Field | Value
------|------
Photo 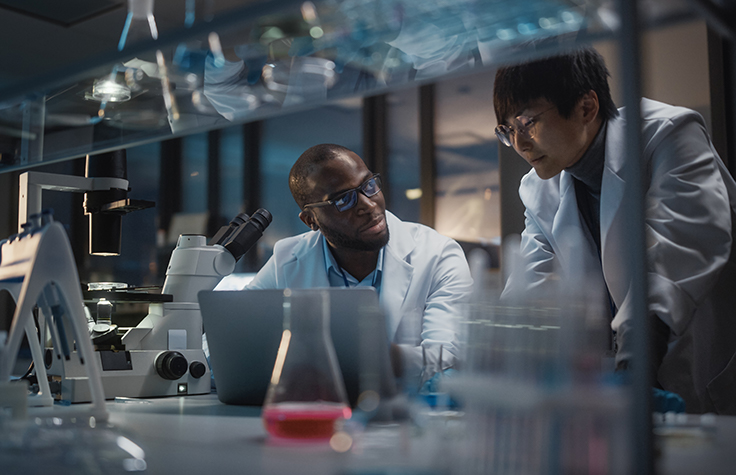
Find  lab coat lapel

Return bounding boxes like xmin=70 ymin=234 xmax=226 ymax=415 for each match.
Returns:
xmin=519 ymin=174 xmax=561 ymax=253
xmin=520 ymin=172 xmax=600 ymax=281
xmin=538 ymin=170 xmax=609 ymax=308
xmin=550 ymin=172 xmax=596 ymax=275
xmin=380 ymin=212 xmax=414 ymax=341
xmin=600 ymin=113 xmax=629 ymax=308
xmin=282 ymin=232 xmax=331 ymax=288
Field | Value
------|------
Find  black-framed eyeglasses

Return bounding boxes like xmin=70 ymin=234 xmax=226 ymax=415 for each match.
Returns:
xmin=495 ymin=106 xmax=555 ymax=147
xmin=303 ymin=173 xmax=382 ymax=212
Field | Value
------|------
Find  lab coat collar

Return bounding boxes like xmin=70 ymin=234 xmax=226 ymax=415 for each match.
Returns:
xmin=281 ymin=210 xmax=414 ymax=341
xmin=554 ymin=171 xmax=601 ymax=274
xmin=320 ymin=233 xmax=384 ymax=285
xmin=518 ymin=125 xmax=620 ymax=302
xmin=519 ymin=170 xmax=598 ymax=274
xmin=599 ymin=110 xmax=629 ymax=307
xmin=549 ymin=112 xmax=630 ymax=304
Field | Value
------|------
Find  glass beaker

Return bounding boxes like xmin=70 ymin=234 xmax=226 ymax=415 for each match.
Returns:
xmin=96 ymin=298 xmax=113 ymax=326
xmin=93 ymin=298 xmax=114 ymax=333
xmin=262 ymin=289 xmax=351 ymax=440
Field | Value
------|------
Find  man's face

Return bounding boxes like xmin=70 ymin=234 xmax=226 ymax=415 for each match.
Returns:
xmin=504 ymin=97 xmax=596 ymax=180
xmin=300 ymin=152 xmax=389 ymax=251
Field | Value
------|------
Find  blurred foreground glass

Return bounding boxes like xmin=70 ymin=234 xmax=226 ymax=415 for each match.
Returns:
xmin=0 ymin=415 xmax=147 ymax=474
xmin=262 ymin=289 xmax=351 ymax=440
xmin=444 ymin=246 xmax=631 ymax=474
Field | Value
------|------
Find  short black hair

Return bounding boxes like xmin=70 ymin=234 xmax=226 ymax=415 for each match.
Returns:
xmin=493 ymin=46 xmax=617 ymax=126
xmin=289 ymin=143 xmax=356 ymax=209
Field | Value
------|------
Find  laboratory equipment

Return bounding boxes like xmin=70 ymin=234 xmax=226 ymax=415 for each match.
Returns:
xmin=199 ymin=287 xmax=396 ymax=407
xmin=445 ymin=247 xmax=630 ymax=475
xmin=14 ymin=160 xmax=272 ymax=402
xmin=46 ymin=208 xmax=272 ymax=402
xmin=262 ymin=289 xmax=351 ymax=440
xmin=94 ymin=298 xmax=114 ymax=329
xmin=19 ymin=150 xmax=154 ymax=255
xmin=0 ymin=0 xmax=651 ymax=170
xmin=91 ymin=0 xmax=160 ymax=127
xmin=0 ymin=210 xmax=108 ymax=420
xmin=118 ymin=0 xmax=158 ymax=51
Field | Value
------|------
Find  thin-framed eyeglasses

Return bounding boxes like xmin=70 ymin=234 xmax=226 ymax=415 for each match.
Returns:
xmin=495 ymin=106 xmax=555 ymax=147
xmin=303 ymin=173 xmax=382 ymax=212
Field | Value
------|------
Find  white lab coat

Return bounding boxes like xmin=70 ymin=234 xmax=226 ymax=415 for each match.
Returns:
xmin=504 ymin=99 xmax=736 ymax=414
xmin=247 ymin=211 xmax=474 ymax=381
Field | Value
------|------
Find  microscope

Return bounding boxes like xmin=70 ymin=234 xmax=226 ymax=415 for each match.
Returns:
xmin=76 ymin=208 xmax=272 ymax=401
xmin=1 ymin=150 xmax=272 ymax=406
xmin=0 ymin=149 xmax=146 ymax=418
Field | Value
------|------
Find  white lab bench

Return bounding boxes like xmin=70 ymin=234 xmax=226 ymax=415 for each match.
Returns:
xmin=106 ymin=393 xmax=443 ymax=475
xmin=655 ymin=412 xmax=736 ymax=475
xmin=103 ymin=393 xmax=736 ymax=475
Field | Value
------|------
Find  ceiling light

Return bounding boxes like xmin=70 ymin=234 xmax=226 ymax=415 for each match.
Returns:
xmin=91 ymin=78 xmax=131 ymax=102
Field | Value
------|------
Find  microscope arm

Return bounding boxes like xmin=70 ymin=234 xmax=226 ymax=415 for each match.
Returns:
xmin=18 ymin=171 xmax=128 ymax=233
xmin=161 ymin=237 xmax=235 ymax=303
xmin=124 ymin=209 xmax=271 ymax=352
xmin=124 ymin=236 xmax=235 ymax=351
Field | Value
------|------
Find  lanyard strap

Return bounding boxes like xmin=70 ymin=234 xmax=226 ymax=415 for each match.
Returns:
xmin=337 ymin=265 xmax=379 ymax=290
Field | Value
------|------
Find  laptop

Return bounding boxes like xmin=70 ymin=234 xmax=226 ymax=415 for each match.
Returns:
xmin=198 ymin=288 xmax=397 ymax=407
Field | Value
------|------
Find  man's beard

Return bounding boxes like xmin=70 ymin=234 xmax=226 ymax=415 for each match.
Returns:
xmin=320 ymin=225 xmax=390 ymax=252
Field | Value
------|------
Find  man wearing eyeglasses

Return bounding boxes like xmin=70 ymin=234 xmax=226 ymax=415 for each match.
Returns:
xmin=247 ymin=143 xmax=473 ymax=383
xmin=494 ymin=46 xmax=736 ymax=415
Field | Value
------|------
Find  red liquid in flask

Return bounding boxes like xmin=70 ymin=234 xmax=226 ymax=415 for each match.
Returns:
xmin=262 ymin=402 xmax=352 ymax=440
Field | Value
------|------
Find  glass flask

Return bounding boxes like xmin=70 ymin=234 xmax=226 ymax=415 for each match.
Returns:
xmin=262 ymin=289 xmax=351 ymax=440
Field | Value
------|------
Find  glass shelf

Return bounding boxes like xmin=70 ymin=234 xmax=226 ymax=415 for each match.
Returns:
xmin=0 ymin=0 xmax=692 ymax=173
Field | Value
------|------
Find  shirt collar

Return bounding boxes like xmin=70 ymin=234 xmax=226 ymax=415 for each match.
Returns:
xmin=321 ymin=233 xmax=384 ymax=281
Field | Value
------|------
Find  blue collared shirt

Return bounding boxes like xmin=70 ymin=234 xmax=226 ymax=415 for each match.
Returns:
xmin=321 ymin=234 xmax=384 ymax=295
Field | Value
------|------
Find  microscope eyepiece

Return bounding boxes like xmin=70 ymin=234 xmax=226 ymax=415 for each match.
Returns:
xmin=209 ymin=212 xmax=251 ymax=246
xmin=229 ymin=212 xmax=250 ymax=227
xmin=249 ymin=208 xmax=273 ymax=231
xmin=221 ymin=208 xmax=273 ymax=262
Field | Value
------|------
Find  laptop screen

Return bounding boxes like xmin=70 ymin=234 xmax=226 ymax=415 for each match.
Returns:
xmin=198 ymin=288 xmax=397 ymax=407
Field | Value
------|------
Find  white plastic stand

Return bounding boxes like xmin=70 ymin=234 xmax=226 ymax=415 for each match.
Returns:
xmin=0 ymin=215 xmax=108 ymax=421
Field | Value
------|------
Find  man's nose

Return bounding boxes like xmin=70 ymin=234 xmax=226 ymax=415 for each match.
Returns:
xmin=512 ymin=132 xmax=533 ymax=153
xmin=354 ymin=191 xmax=377 ymax=213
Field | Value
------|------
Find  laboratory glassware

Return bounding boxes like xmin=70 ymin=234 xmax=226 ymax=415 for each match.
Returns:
xmin=262 ymin=289 xmax=351 ymax=440
xmin=96 ymin=298 xmax=113 ymax=327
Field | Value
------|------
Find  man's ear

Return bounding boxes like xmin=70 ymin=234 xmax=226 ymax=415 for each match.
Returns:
xmin=580 ymin=90 xmax=600 ymax=124
xmin=299 ymin=210 xmax=319 ymax=231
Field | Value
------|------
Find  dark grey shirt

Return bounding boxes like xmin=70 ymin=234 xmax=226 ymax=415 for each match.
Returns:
xmin=566 ymin=122 xmax=606 ymax=253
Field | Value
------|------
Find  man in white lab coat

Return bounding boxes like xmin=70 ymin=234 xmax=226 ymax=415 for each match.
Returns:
xmin=247 ymin=144 xmax=473 ymax=384
xmin=496 ymin=47 xmax=736 ymax=414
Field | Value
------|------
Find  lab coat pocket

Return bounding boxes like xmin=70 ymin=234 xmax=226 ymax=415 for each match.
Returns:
xmin=706 ymin=350 xmax=736 ymax=415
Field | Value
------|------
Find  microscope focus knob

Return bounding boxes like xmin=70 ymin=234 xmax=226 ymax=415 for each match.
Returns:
xmin=189 ymin=361 xmax=207 ymax=379
xmin=155 ymin=351 xmax=188 ymax=380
